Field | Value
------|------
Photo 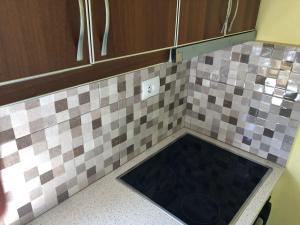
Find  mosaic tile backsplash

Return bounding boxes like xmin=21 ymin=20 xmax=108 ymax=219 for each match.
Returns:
xmin=0 ymin=62 xmax=189 ymax=225
xmin=185 ymin=41 xmax=300 ymax=166
xmin=1 ymin=41 xmax=300 ymax=225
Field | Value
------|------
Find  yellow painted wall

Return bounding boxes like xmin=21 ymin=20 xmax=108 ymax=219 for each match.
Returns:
xmin=256 ymin=1 xmax=300 ymax=224
xmin=267 ymin=128 xmax=300 ymax=225
xmin=256 ymin=0 xmax=300 ymax=46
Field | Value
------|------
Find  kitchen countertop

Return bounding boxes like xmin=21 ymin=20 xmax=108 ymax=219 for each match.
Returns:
xmin=28 ymin=128 xmax=284 ymax=225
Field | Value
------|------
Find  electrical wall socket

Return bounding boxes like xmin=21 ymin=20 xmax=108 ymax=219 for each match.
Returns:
xmin=141 ymin=76 xmax=160 ymax=101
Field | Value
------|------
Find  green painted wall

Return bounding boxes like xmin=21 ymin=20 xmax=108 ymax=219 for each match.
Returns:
xmin=256 ymin=0 xmax=300 ymax=224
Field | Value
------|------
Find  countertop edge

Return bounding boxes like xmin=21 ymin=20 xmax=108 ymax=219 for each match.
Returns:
xmin=27 ymin=128 xmax=284 ymax=225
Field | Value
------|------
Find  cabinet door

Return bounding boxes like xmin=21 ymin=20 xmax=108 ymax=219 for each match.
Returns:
xmin=178 ymin=0 xmax=228 ymax=45
xmin=228 ymin=0 xmax=261 ymax=34
xmin=91 ymin=0 xmax=177 ymax=62
xmin=0 ymin=0 xmax=90 ymax=83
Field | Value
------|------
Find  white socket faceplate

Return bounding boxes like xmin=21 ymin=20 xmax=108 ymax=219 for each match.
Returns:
xmin=141 ymin=76 xmax=160 ymax=101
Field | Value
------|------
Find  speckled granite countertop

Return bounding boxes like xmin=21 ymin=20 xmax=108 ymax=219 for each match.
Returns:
xmin=28 ymin=128 xmax=284 ymax=225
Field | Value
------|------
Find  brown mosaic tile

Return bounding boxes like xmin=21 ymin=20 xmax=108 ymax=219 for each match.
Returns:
xmin=279 ymin=107 xmax=292 ymax=118
xmin=208 ymin=95 xmax=216 ymax=104
xmin=234 ymin=87 xmax=244 ymax=96
xmin=69 ymin=117 xmax=81 ymax=129
xmin=119 ymin=133 xmax=127 ymax=144
xmin=231 ymin=52 xmax=241 ymax=61
xmin=198 ymin=114 xmax=206 ymax=121
xmin=0 ymin=129 xmax=15 ymax=145
xmin=92 ymin=118 xmax=101 ymax=130
xmin=118 ymin=81 xmax=126 ymax=93
xmin=16 ymin=135 xmax=32 ymax=150
xmin=263 ymin=128 xmax=274 ymax=138
xmin=111 ymin=137 xmax=119 ymax=147
xmin=79 ymin=92 xmax=90 ymax=105
xmin=87 ymin=166 xmax=96 ymax=178
xmin=205 ymin=56 xmax=214 ymax=65
xmin=55 ymin=99 xmax=68 ymax=113
xmin=223 ymin=100 xmax=232 ymax=108
xmin=57 ymin=191 xmax=69 ymax=203
xmin=17 ymin=203 xmax=33 ymax=218
xmin=40 ymin=170 xmax=54 ymax=185
xmin=240 ymin=54 xmax=249 ymax=63
xmin=267 ymin=154 xmax=278 ymax=163
xmin=73 ymin=145 xmax=84 ymax=157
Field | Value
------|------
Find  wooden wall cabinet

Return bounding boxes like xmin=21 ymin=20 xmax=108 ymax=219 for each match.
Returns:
xmin=178 ymin=0 xmax=261 ymax=46
xmin=90 ymin=0 xmax=177 ymax=62
xmin=228 ymin=0 xmax=261 ymax=34
xmin=0 ymin=0 xmax=90 ymax=83
xmin=178 ymin=0 xmax=228 ymax=45
xmin=0 ymin=0 xmax=262 ymax=105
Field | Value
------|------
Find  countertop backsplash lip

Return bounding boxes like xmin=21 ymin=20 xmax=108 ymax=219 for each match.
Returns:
xmin=0 ymin=41 xmax=299 ymax=225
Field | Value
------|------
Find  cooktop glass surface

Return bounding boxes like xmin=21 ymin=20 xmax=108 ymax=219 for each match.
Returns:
xmin=120 ymin=134 xmax=269 ymax=225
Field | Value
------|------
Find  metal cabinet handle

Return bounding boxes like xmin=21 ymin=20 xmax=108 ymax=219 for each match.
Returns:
xmin=101 ymin=0 xmax=110 ymax=56
xmin=221 ymin=0 xmax=233 ymax=35
xmin=169 ymin=0 xmax=181 ymax=63
xmin=228 ymin=0 xmax=240 ymax=32
xmin=77 ymin=0 xmax=85 ymax=61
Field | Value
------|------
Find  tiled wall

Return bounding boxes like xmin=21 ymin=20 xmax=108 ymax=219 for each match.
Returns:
xmin=1 ymin=41 xmax=300 ymax=225
xmin=0 ymin=61 xmax=189 ymax=225
xmin=185 ymin=41 xmax=300 ymax=166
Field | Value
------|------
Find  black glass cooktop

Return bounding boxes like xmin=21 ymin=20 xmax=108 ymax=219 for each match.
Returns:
xmin=120 ymin=134 xmax=269 ymax=225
